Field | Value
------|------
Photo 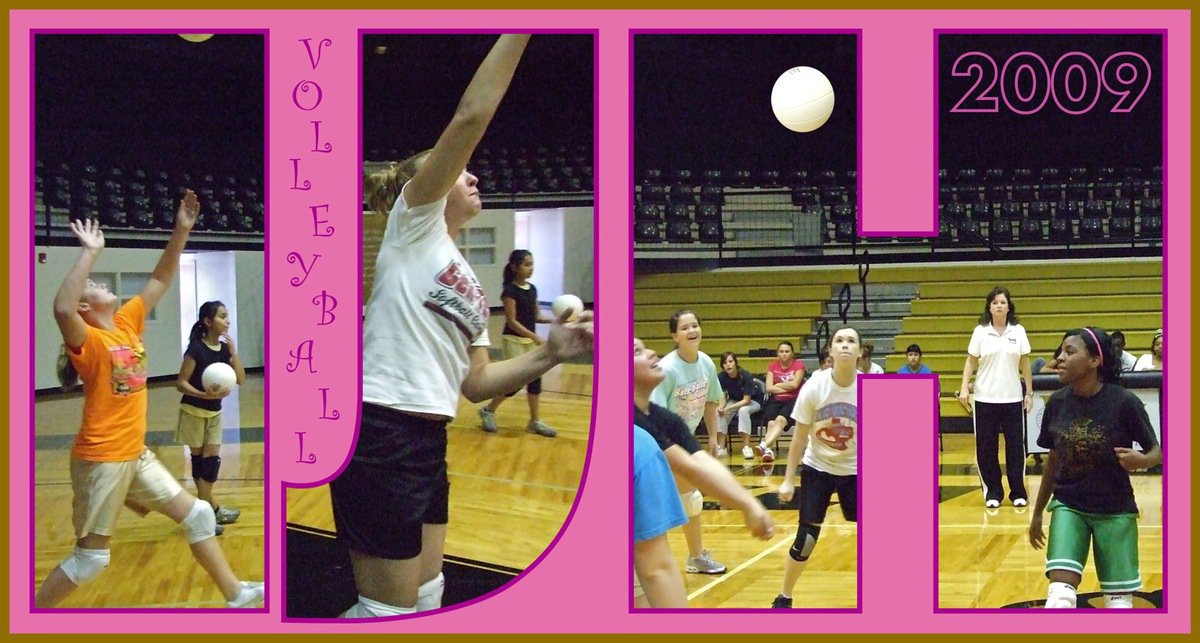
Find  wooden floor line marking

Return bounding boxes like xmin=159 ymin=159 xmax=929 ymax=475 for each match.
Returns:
xmin=686 ymin=530 xmax=796 ymax=601
xmin=446 ymin=470 xmax=580 ymax=493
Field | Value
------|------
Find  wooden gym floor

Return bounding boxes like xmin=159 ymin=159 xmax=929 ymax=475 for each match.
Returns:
xmin=654 ymin=445 xmax=859 ymax=610
xmin=284 ymin=363 xmax=594 ymax=615
xmin=937 ymin=433 xmax=1163 ymax=609
xmin=32 ymin=374 xmax=267 ymax=608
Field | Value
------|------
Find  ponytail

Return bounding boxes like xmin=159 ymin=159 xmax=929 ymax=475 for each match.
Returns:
xmin=57 ymin=344 xmax=80 ymax=390
xmin=503 ymin=249 xmax=532 ymax=286
xmin=192 ymin=300 xmax=226 ymax=342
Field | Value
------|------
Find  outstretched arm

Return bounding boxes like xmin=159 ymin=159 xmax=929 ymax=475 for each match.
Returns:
xmin=53 ymin=219 xmax=106 ymax=348
xmin=139 ymin=190 xmax=199 ymax=311
xmin=460 ymin=308 xmax=592 ymax=402
xmin=405 ymin=34 xmax=531 ymax=208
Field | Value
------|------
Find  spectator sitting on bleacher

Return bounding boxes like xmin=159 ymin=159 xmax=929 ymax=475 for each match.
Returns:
xmin=896 ymin=343 xmax=933 ymax=374
xmin=1036 ymin=344 xmax=1065 ymax=375
xmin=716 ymin=352 xmax=764 ymax=460
xmin=1133 ymin=329 xmax=1163 ymax=372
xmin=817 ymin=347 xmax=832 ymax=371
xmin=857 ymin=342 xmax=885 ymax=375
xmin=753 ymin=341 xmax=806 ymax=464
xmin=1110 ymin=331 xmax=1137 ymax=373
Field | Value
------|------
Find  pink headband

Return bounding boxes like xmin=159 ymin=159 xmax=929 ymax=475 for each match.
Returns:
xmin=1082 ymin=327 xmax=1103 ymax=367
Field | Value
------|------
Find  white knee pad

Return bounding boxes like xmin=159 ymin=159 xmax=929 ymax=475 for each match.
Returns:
xmin=680 ymin=489 xmax=703 ymax=517
xmin=60 ymin=546 xmax=110 ymax=585
xmin=415 ymin=572 xmax=445 ymax=612
xmin=1104 ymin=593 xmax=1134 ymax=608
xmin=340 ymin=595 xmax=416 ymax=618
xmin=182 ymin=499 xmax=217 ymax=544
xmin=1045 ymin=581 xmax=1077 ymax=608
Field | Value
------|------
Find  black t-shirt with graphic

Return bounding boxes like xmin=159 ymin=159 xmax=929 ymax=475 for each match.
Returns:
xmin=501 ymin=282 xmax=539 ymax=337
xmin=635 ymin=403 xmax=703 ymax=455
xmin=1037 ymin=383 xmax=1158 ymax=515
xmin=180 ymin=338 xmax=233 ymax=412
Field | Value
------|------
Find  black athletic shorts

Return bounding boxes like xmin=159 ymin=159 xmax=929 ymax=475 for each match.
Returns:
xmin=799 ymin=463 xmax=858 ymax=525
xmin=330 ymin=402 xmax=450 ymax=559
xmin=761 ymin=397 xmax=797 ymax=428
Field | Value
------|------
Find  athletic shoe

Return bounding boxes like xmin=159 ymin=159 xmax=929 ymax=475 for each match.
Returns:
xmin=715 ymin=446 xmax=729 ymax=458
xmin=227 ymin=581 xmax=265 ymax=608
xmin=526 ymin=420 xmax=557 ymax=438
xmin=1012 ymin=498 xmax=1028 ymax=507
xmin=478 ymin=407 xmax=498 ymax=433
xmin=741 ymin=445 xmax=755 ymax=459
xmin=754 ymin=444 xmax=766 ymax=458
xmin=215 ymin=523 xmax=225 ymax=536
xmin=771 ymin=594 xmax=793 ymax=609
xmin=761 ymin=447 xmax=775 ymax=463
xmin=685 ymin=550 xmax=727 ymax=575
xmin=985 ymin=499 xmax=1000 ymax=508
xmin=214 ymin=506 xmax=241 ymax=525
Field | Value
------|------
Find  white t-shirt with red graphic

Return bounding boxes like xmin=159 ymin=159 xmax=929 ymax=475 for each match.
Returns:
xmin=791 ymin=368 xmax=858 ymax=476
xmin=362 ymin=184 xmax=490 ymax=418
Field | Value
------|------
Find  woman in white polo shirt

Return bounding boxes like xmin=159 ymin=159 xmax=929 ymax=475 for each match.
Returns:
xmin=957 ymin=286 xmax=1034 ymax=508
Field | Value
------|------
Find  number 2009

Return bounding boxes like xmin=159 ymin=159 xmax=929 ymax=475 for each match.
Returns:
xmin=949 ymin=51 xmax=1151 ymax=115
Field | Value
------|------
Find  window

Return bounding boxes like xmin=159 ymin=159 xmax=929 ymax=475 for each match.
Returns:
xmin=456 ymin=226 xmax=496 ymax=266
xmin=93 ymin=271 xmax=156 ymax=321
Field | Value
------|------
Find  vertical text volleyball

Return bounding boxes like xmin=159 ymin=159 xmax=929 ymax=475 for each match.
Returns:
xmin=285 ymin=36 xmax=339 ymax=466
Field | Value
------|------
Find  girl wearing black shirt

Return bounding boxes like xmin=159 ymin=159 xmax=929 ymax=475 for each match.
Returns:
xmin=478 ymin=250 xmax=557 ymax=436
xmin=1029 ymin=327 xmax=1161 ymax=609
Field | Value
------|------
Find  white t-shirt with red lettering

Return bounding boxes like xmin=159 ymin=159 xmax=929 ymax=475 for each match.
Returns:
xmin=791 ymin=368 xmax=858 ymax=476
xmin=362 ymin=184 xmax=490 ymax=417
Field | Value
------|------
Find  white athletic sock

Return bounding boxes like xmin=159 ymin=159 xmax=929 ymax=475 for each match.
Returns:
xmin=1045 ymin=581 xmax=1077 ymax=608
xmin=340 ymin=595 xmax=416 ymax=618
xmin=1104 ymin=593 xmax=1134 ymax=608
xmin=415 ymin=572 xmax=445 ymax=612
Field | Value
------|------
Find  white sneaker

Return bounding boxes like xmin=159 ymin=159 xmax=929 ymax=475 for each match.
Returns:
xmin=985 ymin=499 xmax=1001 ymax=509
xmin=761 ymin=447 xmax=775 ymax=463
xmin=227 ymin=581 xmax=265 ymax=608
xmin=715 ymin=446 xmax=729 ymax=458
xmin=741 ymin=445 xmax=755 ymax=459
xmin=1013 ymin=498 xmax=1028 ymax=507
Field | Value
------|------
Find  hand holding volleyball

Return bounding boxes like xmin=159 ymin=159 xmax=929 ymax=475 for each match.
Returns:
xmin=201 ymin=362 xmax=238 ymax=396
xmin=547 ymin=304 xmax=593 ymax=363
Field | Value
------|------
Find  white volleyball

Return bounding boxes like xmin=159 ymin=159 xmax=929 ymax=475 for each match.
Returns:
xmin=201 ymin=362 xmax=237 ymax=393
xmin=771 ymin=66 xmax=835 ymax=133
xmin=551 ymin=294 xmax=583 ymax=321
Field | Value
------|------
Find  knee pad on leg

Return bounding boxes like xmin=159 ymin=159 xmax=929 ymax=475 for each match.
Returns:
xmin=415 ymin=572 xmax=445 ymax=612
xmin=190 ymin=453 xmax=204 ymax=484
xmin=789 ymin=524 xmax=821 ymax=562
xmin=1104 ymin=593 xmax=1133 ymax=609
xmin=527 ymin=378 xmax=542 ymax=395
xmin=196 ymin=455 xmax=221 ymax=484
xmin=182 ymin=499 xmax=217 ymax=544
xmin=1045 ymin=581 xmax=1077 ymax=608
xmin=60 ymin=546 xmax=110 ymax=585
xmin=340 ymin=595 xmax=416 ymax=618
xmin=680 ymin=490 xmax=703 ymax=518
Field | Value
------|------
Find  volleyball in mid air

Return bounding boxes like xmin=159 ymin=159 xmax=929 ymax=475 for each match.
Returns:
xmin=770 ymin=66 xmax=835 ymax=133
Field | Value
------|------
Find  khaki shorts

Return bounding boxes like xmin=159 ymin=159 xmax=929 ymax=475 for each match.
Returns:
xmin=71 ymin=449 xmax=184 ymax=538
xmin=176 ymin=408 xmax=223 ymax=447
xmin=502 ymin=334 xmax=536 ymax=360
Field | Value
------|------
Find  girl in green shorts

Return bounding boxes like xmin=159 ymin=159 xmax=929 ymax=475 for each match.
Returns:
xmin=1029 ymin=327 xmax=1161 ymax=609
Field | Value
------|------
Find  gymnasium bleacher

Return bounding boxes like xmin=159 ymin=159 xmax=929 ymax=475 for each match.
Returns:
xmin=634 ymin=258 xmax=1163 ymax=428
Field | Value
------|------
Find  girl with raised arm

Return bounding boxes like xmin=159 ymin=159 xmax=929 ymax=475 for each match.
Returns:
xmin=36 ymin=194 xmax=263 ymax=609
xmin=336 ymin=35 xmax=593 ymax=618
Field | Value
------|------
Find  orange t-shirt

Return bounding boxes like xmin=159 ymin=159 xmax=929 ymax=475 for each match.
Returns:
xmin=67 ymin=296 xmax=149 ymax=461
